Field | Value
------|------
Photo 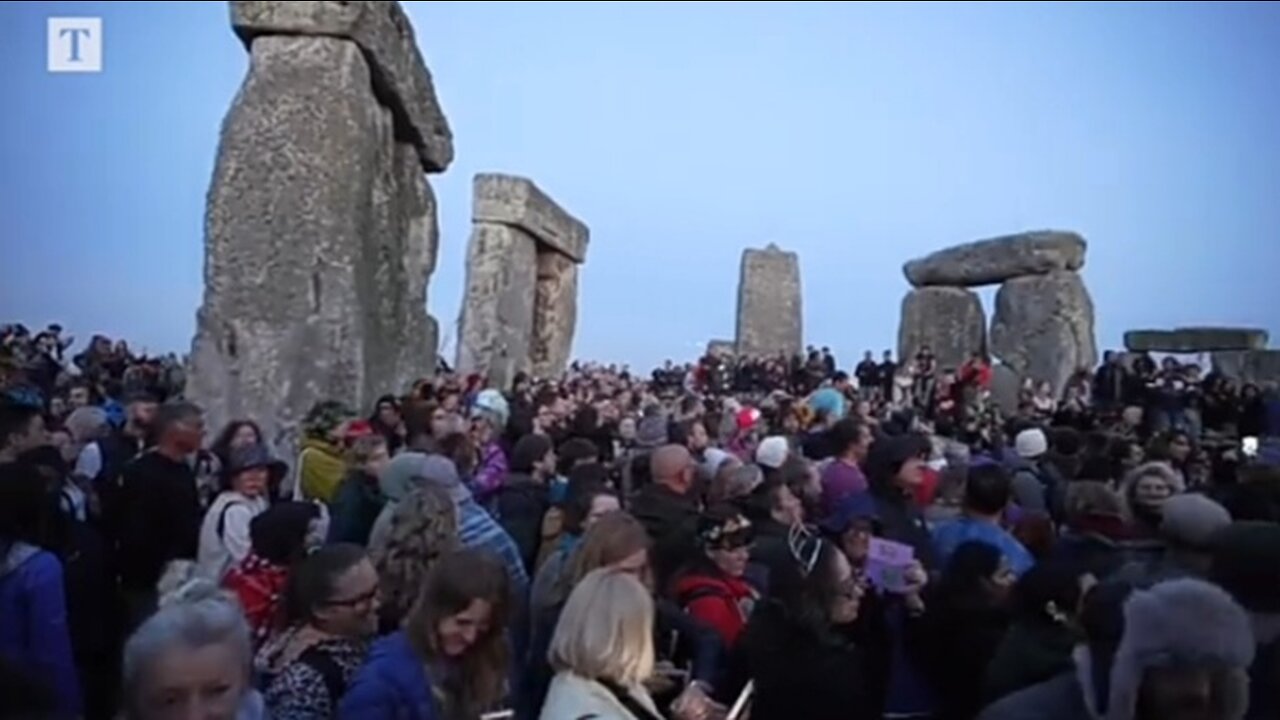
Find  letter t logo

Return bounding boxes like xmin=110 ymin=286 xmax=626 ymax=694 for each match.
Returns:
xmin=48 ymin=17 xmax=103 ymax=73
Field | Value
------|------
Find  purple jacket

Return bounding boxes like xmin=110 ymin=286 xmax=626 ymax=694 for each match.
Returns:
xmin=0 ymin=543 xmax=81 ymax=717
xmin=471 ymin=442 xmax=509 ymax=505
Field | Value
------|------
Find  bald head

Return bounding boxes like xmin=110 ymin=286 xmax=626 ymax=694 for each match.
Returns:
xmin=651 ymin=444 xmax=694 ymax=493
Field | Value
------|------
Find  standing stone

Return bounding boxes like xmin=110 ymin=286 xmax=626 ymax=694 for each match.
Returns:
xmin=456 ymin=224 xmax=539 ymax=389
xmin=532 ymin=252 xmax=579 ymax=379
xmin=903 ymin=231 xmax=1086 ymax=288
xmin=897 ymin=287 xmax=986 ymax=371
xmin=458 ymin=174 xmax=589 ymax=387
xmin=990 ymin=270 xmax=1097 ymax=395
xmin=735 ymin=244 xmax=802 ymax=359
xmin=188 ymin=0 xmax=451 ymax=456
xmin=989 ymin=363 xmax=1022 ymax=417
xmin=1211 ymin=350 xmax=1280 ymax=385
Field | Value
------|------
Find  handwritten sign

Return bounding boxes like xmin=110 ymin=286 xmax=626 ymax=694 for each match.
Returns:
xmin=866 ymin=538 xmax=915 ymax=592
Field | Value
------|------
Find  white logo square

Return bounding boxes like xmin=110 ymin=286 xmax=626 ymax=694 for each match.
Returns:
xmin=48 ymin=17 xmax=103 ymax=73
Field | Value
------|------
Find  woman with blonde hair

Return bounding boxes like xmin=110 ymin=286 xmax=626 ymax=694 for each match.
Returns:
xmin=521 ymin=512 xmax=722 ymax=719
xmin=541 ymin=569 xmax=662 ymax=719
xmin=370 ymin=484 xmax=459 ymax=633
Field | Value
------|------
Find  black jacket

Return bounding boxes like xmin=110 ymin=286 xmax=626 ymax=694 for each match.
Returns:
xmin=494 ymin=474 xmax=549 ymax=575
xmin=114 ymin=451 xmax=201 ymax=591
xmin=747 ymin=518 xmax=792 ymax=589
xmin=984 ymin=619 xmax=1078 ymax=705
xmin=737 ymin=600 xmax=876 ymax=720
xmin=920 ymin=593 xmax=1010 ymax=720
xmin=629 ymin=483 xmax=700 ymax=590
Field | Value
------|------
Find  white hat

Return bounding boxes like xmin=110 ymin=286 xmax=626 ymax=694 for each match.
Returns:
xmin=1015 ymin=428 xmax=1048 ymax=459
xmin=755 ymin=435 xmax=791 ymax=470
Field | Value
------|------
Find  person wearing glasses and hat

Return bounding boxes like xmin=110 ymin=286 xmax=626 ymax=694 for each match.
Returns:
xmin=672 ymin=505 xmax=762 ymax=649
xmin=196 ymin=443 xmax=287 ymax=582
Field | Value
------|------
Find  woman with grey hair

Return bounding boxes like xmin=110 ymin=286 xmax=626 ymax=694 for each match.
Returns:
xmin=61 ymin=405 xmax=110 ymax=520
xmin=122 ymin=579 xmax=266 ymax=720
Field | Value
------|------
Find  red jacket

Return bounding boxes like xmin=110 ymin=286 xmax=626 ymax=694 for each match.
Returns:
xmin=673 ymin=570 xmax=758 ymax=648
xmin=960 ymin=360 xmax=992 ymax=389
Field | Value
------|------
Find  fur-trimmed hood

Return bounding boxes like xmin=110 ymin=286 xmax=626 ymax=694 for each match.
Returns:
xmin=1073 ymin=578 xmax=1255 ymax=720
xmin=1119 ymin=461 xmax=1185 ymax=517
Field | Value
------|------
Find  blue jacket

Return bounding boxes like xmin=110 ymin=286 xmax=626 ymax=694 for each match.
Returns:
xmin=931 ymin=517 xmax=1036 ymax=577
xmin=0 ymin=542 xmax=82 ymax=718
xmin=338 ymin=631 xmax=438 ymax=720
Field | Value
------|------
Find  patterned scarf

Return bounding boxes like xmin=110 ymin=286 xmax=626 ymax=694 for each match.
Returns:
xmin=222 ymin=553 xmax=289 ymax=647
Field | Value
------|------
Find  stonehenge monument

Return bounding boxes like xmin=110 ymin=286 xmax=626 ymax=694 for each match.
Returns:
xmin=186 ymin=0 xmax=451 ymax=452
xmin=1124 ymin=326 xmax=1278 ymax=385
xmin=899 ymin=231 xmax=1097 ymax=392
xmin=457 ymin=173 xmax=589 ymax=388
xmin=736 ymin=244 xmax=803 ymax=359
xmin=706 ymin=339 xmax=736 ymax=358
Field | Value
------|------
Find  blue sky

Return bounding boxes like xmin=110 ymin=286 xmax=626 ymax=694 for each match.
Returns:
xmin=2 ymin=1 xmax=1278 ymax=370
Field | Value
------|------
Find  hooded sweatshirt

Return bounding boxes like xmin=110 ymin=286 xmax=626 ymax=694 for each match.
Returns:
xmin=294 ymin=438 xmax=346 ymax=504
xmin=978 ymin=578 xmax=1255 ymax=720
xmin=366 ymin=453 xmax=438 ymax=555
xmin=0 ymin=542 xmax=82 ymax=718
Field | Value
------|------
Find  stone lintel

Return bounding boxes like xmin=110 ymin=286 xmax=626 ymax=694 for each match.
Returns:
xmin=230 ymin=0 xmax=454 ymax=173
xmin=472 ymin=173 xmax=589 ymax=262
xmin=1124 ymin=327 xmax=1269 ymax=353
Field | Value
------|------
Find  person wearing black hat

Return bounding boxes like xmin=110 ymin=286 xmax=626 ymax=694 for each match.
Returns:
xmin=195 ymin=443 xmax=285 ymax=581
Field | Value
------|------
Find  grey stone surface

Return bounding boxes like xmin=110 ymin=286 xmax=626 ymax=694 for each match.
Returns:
xmin=903 ymin=230 xmax=1086 ymax=288
xmin=735 ymin=244 xmax=803 ymax=359
xmin=1124 ymin=327 xmax=1269 ymax=353
xmin=990 ymin=270 xmax=1097 ymax=395
xmin=1211 ymin=350 xmax=1280 ymax=386
xmin=706 ymin=339 xmax=736 ymax=358
xmin=230 ymin=0 xmax=453 ymax=172
xmin=989 ymin=363 xmax=1022 ymax=417
xmin=897 ymin=286 xmax=986 ymax=372
xmin=472 ymin=173 xmax=589 ymax=262
xmin=187 ymin=32 xmax=445 ymax=457
xmin=531 ymin=252 xmax=579 ymax=379
xmin=455 ymin=224 xmax=539 ymax=389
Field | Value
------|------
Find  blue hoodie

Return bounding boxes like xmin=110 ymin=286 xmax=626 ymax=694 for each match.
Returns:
xmin=0 ymin=542 xmax=82 ymax=718
xmin=338 ymin=631 xmax=438 ymax=720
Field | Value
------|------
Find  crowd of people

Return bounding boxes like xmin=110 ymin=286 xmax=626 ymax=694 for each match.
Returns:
xmin=2 ymin=323 xmax=1279 ymax=720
